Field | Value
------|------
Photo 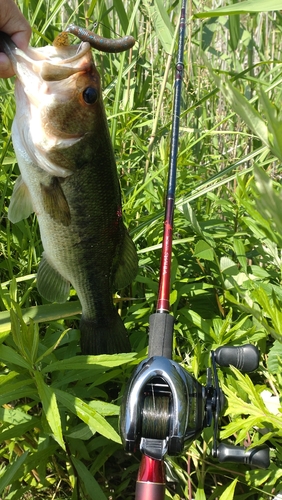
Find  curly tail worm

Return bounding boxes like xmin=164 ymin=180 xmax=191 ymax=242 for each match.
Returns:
xmin=54 ymin=23 xmax=135 ymax=53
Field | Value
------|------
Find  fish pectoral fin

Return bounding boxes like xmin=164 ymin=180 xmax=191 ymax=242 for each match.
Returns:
xmin=114 ymin=231 xmax=138 ymax=289
xmin=8 ymin=175 xmax=34 ymax=223
xmin=37 ymin=254 xmax=70 ymax=303
xmin=41 ymin=177 xmax=71 ymax=226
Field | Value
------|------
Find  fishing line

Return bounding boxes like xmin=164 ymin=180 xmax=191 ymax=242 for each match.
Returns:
xmin=142 ymin=396 xmax=170 ymax=440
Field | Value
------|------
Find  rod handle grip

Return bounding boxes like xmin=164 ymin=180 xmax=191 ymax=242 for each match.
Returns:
xmin=148 ymin=312 xmax=174 ymax=358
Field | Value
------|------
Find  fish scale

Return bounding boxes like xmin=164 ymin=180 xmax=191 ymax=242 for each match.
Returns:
xmin=0 ymin=31 xmax=138 ymax=355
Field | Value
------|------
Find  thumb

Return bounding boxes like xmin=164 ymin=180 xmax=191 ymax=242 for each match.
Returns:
xmin=0 ymin=0 xmax=31 ymax=50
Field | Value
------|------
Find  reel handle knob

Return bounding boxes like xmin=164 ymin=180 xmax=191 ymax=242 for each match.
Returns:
xmin=217 ymin=443 xmax=270 ymax=469
xmin=214 ymin=344 xmax=259 ymax=372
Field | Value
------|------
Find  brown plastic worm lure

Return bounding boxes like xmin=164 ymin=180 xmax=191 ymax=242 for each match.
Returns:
xmin=54 ymin=23 xmax=135 ymax=53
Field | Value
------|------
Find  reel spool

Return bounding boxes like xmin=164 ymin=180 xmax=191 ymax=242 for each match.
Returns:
xmin=142 ymin=396 xmax=170 ymax=441
xmin=120 ymin=344 xmax=270 ymax=469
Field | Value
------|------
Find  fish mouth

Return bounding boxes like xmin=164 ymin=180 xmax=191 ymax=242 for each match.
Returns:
xmin=0 ymin=31 xmax=92 ymax=82
xmin=0 ymin=32 xmax=96 ymax=177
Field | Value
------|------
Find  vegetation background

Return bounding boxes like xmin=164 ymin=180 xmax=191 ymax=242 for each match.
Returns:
xmin=1 ymin=0 xmax=282 ymax=498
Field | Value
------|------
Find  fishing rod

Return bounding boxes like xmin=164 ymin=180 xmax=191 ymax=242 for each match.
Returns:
xmin=53 ymin=6 xmax=270 ymax=499
xmin=120 ymin=0 xmax=270 ymax=498
xmin=43 ymin=9 xmax=270 ymax=498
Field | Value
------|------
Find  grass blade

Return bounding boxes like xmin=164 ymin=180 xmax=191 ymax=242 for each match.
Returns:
xmin=0 ymin=452 xmax=28 ymax=495
xmin=71 ymin=457 xmax=107 ymax=500
xmin=196 ymin=0 xmax=282 ymax=17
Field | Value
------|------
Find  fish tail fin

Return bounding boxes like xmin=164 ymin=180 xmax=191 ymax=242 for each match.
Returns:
xmin=79 ymin=312 xmax=131 ymax=355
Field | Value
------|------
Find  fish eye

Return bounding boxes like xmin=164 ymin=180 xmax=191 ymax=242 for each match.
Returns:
xmin=83 ymin=87 xmax=98 ymax=104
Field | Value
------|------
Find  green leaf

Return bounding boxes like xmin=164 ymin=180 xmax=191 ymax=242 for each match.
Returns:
xmin=10 ymin=304 xmax=39 ymax=364
xmin=219 ymin=478 xmax=238 ymax=500
xmin=182 ymin=202 xmax=215 ymax=247
xmin=220 ymin=256 xmax=238 ymax=275
xmin=8 ymin=445 xmax=58 ymax=485
xmin=35 ymin=328 xmax=72 ymax=363
xmin=66 ymin=423 xmax=94 ymax=440
xmin=194 ymin=240 xmax=214 ymax=261
xmin=254 ymin=165 xmax=282 ymax=236
xmin=170 ymin=289 xmax=178 ymax=306
xmin=71 ymin=457 xmax=107 ymax=500
xmin=180 ymin=309 xmax=213 ymax=338
xmin=212 ymin=75 xmax=269 ymax=149
xmin=143 ymin=0 xmax=173 ymax=54
xmin=0 ymin=452 xmax=28 ymax=495
xmin=0 ymin=421 xmax=40 ymax=442
xmin=233 ymin=237 xmax=247 ymax=273
xmin=34 ymin=371 xmax=65 ymax=450
xmin=90 ymin=441 xmax=121 ymax=475
xmin=109 ymin=0 xmax=129 ymax=34
xmin=223 ymin=368 xmax=275 ymax=418
xmin=259 ymin=89 xmax=282 ymax=162
xmin=195 ymin=488 xmax=206 ymax=500
xmin=249 ymin=265 xmax=270 ymax=280
xmin=182 ymin=202 xmax=204 ymax=237
xmin=0 ymin=344 xmax=31 ymax=370
xmin=229 ymin=12 xmax=240 ymax=51
xmin=245 ymin=466 xmax=280 ymax=486
xmin=89 ymin=400 xmax=119 ymax=416
xmin=252 ymin=286 xmax=282 ymax=339
xmin=0 ymin=300 xmax=82 ymax=334
xmin=42 ymin=352 xmax=136 ymax=373
xmin=0 ymin=406 xmax=35 ymax=425
xmin=0 ymin=387 xmax=36 ymax=407
xmin=54 ymin=388 xmax=121 ymax=443
xmin=196 ymin=0 xmax=282 ymax=17
xmin=268 ymin=340 xmax=282 ymax=374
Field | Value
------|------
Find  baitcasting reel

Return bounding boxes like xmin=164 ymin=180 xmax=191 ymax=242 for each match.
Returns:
xmin=120 ymin=342 xmax=270 ymax=469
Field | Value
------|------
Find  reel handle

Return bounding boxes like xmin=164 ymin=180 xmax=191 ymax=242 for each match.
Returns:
xmin=214 ymin=344 xmax=259 ymax=372
xmin=217 ymin=443 xmax=270 ymax=469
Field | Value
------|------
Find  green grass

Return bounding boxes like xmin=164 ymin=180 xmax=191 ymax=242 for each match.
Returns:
xmin=1 ymin=0 xmax=282 ymax=498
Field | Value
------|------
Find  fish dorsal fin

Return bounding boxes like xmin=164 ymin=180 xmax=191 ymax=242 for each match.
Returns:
xmin=114 ymin=231 xmax=138 ymax=290
xmin=8 ymin=175 xmax=34 ymax=223
xmin=37 ymin=253 xmax=70 ymax=303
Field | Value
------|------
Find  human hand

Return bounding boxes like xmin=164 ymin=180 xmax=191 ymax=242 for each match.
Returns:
xmin=0 ymin=0 xmax=31 ymax=77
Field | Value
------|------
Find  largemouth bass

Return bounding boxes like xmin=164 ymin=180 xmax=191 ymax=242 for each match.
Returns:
xmin=0 ymin=32 xmax=138 ymax=354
